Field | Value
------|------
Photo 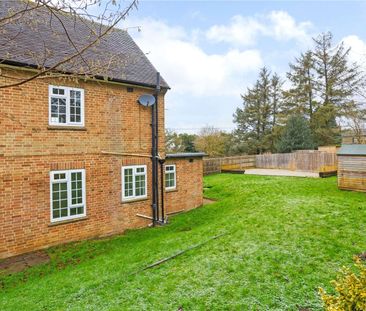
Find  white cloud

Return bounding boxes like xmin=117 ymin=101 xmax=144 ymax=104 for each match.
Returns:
xmin=205 ymin=11 xmax=313 ymax=47
xmin=206 ymin=15 xmax=265 ymax=46
xmin=122 ymin=12 xmax=312 ymax=129
xmin=128 ymin=18 xmax=263 ymax=96
xmin=342 ymin=35 xmax=366 ymax=68
xmin=267 ymin=11 xmax=312 ymax=43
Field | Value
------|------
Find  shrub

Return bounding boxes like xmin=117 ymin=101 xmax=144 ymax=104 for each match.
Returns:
xmin=319 ymin=256 xmax=366 ymax=310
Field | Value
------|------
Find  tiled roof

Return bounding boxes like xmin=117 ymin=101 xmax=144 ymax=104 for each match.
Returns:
xmin=0 ymin=0 xmax=169 ymax=89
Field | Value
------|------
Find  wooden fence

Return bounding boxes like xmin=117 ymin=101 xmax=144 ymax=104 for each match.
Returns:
xmin=203 ymin=155 xmax=255 ymax=175
xmin=256 ymin=151 xmax=337 ymax=173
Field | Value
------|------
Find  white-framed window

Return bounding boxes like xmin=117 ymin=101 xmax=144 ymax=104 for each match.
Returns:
xmin=50 ymin=169 xmax=86 ymax=222
xmin=122 ymin=165 xmax=147 ymax=201
xmin=49 ymin=85 xmax=85 ymax=126
xmin=165 ymin=164 xmax=176 ymax=190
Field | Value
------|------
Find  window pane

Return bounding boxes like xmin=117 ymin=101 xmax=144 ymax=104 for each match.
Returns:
xmin=70 ymin=207 xmax=77 ymax=216
xmin=165 ymin=171 xmax=175 ymax=188
xmin=52 ymin=88 xmax=64 ymax=95
xmin=124 ymin=168 xmax=133 ymax=198
xmin=51 ymin=170 xmax=85 ymax=221
xmin=69 ymin=90 xmax=82 ymax=124
xmin=135 ymin=174 xmax=146 ymax=197
xmin=71 ymin=172 xmax=83 ymax=205
xmin=51 ymin=97 xmax=66 ymax=124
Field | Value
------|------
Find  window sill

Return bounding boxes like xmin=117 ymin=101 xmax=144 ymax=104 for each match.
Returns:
xmin=165 ymin=188 xmax=178 ymax=193
xmin=48 ymin=125 xmax=87 ymax=131
xmin=121 ymin=197 xmax=149 ymax=204
xmin=48 ymin=216 xmax=88 ymax=227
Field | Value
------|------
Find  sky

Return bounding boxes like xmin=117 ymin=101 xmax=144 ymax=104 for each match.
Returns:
xmin=120 ymin=0 xmax=366 ymax=133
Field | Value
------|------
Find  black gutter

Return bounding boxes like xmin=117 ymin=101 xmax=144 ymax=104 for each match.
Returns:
xmin=0 ymin=59 xmax=170 ymax=90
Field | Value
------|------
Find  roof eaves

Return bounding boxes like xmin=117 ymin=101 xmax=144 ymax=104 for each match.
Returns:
xmin=0 ymin=59 xmax=171 ymax=90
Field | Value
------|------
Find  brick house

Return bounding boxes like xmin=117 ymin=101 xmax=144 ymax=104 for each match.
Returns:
xmin=0 ymin=1 xmax=204 ymax=259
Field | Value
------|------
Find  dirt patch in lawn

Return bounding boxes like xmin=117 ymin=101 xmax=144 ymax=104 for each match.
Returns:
xmin=0 ymin=251 xmax=49 ymax=275
xmin=203 ymin=197 xmax=217 ymax=205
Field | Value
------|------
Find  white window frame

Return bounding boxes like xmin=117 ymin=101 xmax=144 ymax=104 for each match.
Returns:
xmin=50 ymin=169 xmax=86 ymax=223
xmin=165 ymin=164 xmax=176 ymax=190
xmin=121 ymin=165 xmax=147 ymax=202
xmin=48 ymin=85 xmax=85 ymax=126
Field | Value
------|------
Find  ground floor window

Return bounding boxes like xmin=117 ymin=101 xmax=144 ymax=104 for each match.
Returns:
xmin=50 ymin=169 xmax=86 ymax=222
xmin=165 ymin=164 xmax=176 ymax=190
xmin=122 ymin=165 xmax=147 ymax=201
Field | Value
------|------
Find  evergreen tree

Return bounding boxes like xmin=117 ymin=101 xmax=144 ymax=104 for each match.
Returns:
xmin=311 ymin=32 xmax=363 ymax=145
xmin=276 ymin=115 xmax=315 ymax=153
xmin=286 ymin=50 xmax=318 ymax=120
xmin=313 ymin=32 xmax=363 ymax=111
xmin=165 ymin=130 xmax=197 ymax=153
xmin=269 ymin=72 xmax=285 ymax=151
xmin=311 ymin=104 xmax=341 ymax=146
xmin=234 ymin=67 xmax=284 ymax=154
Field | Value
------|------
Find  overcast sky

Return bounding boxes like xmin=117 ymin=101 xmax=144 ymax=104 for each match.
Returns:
xmin=121 ymin=0 xmax=366 ymax=133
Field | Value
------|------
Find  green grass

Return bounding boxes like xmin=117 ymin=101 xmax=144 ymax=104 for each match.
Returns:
xmin=1 ymin=175 xmax=365 ymax=310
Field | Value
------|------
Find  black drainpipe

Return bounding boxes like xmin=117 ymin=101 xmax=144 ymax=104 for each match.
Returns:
xmin=155 ymin=73 xmax=160 ymax=222
xmin=151 ymin=73 xmax=160 ymax=225
xmin=159 ymin=158 xmax=165 ymax=222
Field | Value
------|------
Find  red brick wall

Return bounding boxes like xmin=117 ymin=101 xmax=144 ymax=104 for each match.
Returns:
xmin=165 ymin=157 xmax=204 ymax=215
xmin=0 ymin=68 xmax=203 ymax=258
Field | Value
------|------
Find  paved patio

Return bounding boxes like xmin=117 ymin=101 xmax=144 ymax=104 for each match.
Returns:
xmin=244 ymin=168 xmax=319 ymax=178
xmin=0 ymin=251 xmax=49 ymax=275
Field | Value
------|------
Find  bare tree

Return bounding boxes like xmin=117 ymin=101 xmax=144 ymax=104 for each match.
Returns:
xmin=344 ymin=103 xmax=366 ymax=144
xmin=195 ymin=126 xmax=231 ymax=157
xmin=0 ymin=0 xmax=139 ymax=88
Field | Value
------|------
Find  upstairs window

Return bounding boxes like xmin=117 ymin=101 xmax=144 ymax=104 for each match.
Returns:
xmin=50 ymin=169 xmax=86 ymax=222
xmin=49 ymin=85 xmax=84 ymax=126
xmin=122 ymin=165 xmax=147 ymax=201
xmin=165 ymin=164 xmax=176 ymax=190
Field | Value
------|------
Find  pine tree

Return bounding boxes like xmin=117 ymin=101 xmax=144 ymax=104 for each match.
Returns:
xmin=286 ymin=50 xmax=318 ymax=120
xmin=270 ymin=72 xmax=285 ymax=151
xmin=313 ymin=32 xmax=363 ymax=111
xmin=311 ymin=32 xmax=363 ymax=145
xmin=234 ymin=81 xmax=266 ymax=154
xmin=276 ymin=115 xmax=315 ymax=153
xmin=234 ymin=67 xmax=284 ymax=154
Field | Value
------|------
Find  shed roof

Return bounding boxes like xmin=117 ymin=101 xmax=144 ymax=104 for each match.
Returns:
xmin=337 ymin=144 xmax=366 ymax=156
xmin=0 ymin=0 xmax=169 ymax=89
xmin=166 ymin=152 xmax=207 ymax=159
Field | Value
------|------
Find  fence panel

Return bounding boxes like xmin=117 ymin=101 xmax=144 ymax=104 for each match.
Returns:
xmin=256 ymin=151 xmax=337 ymax=173
xmin=203 ymin=155 xmax=255 ymax=175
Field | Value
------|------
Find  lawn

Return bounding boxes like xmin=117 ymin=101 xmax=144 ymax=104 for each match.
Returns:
xmin=1 ymin=174 xmax=365 ymax=310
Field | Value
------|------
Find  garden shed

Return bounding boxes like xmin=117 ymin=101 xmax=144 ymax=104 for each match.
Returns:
xmin=337 ymin=144 xmax=366 ymax=192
